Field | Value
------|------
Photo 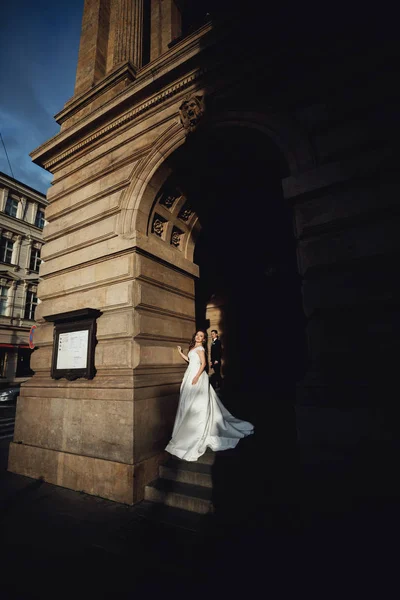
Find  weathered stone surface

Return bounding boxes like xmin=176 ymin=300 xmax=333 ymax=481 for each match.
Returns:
xmin=8 ymin=442 xmax=135 ymax=504
xmin=13 ymin=396 xmax=133 ymax=464
xmin=134 ymin=394 xmax=178 ymax=462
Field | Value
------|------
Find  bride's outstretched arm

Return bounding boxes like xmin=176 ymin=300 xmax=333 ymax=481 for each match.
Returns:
xmin=192 ymin=349 xmax=206 ymax=385
xmin=177 ymin=346 xmax=189 ymax=363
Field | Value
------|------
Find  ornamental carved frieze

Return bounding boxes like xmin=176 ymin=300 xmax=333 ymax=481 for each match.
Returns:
xmin=158 ymin=188 xmax=182 ymax=210
xmin=152 ymin=213 xmax=167 ymax=238
xmin=178 ymin=202 xmax=193 ymax=222
xmin=179 ymin=94 xmax=205 ymax=134
xmin=171 ymin=226 xmax=184 ymax=249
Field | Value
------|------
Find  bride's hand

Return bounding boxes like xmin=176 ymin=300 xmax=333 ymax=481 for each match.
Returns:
xmin=192 ymin=376 xmax=199 ymax=385
xmin=177 ymin=346 xmax=182 ymax=352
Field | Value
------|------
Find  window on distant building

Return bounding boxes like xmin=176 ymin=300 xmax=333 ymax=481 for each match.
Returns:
xmin=35 ymin=209 xmax=45 ymax=229
xmin=0 ymin=285 xmax=8 ymax=315
xmin=24 ymin=290 xmax=37 ymax=320
xmin=0 ymin=236 xmax=14 ymax=264
xmin=16 ymin=348 xmax=34 ymax=377
xmin=29 ymin=247 xmax=41 ymax=272
xmin=5 ymin=196 xmax=19 ymax=218
xmin=0 ymin=349 xmax=8 ymax=377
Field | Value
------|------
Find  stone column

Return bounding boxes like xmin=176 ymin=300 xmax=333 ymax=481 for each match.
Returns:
xmin=0 ymin=187 xmax=8 ymax=212
xmin=150 ymin=0 xmax=182 ymax=61
xmin=22 ymin=281 xmax=29 ymax=320
xmin=6 ymin=281 xmax=17 ymax=317
xmin=30 ymin=202 xmax=38 ymax=226
xmin=113 ymin=0 xmax=144 ymax=70
xmin=74 ymin=0 xmax=111 ymax=96
xmin=24 ymin=238 xmax=33 ymax=274
xmin=11 ymin=235 xmax=22 ymax=268
xmin=16 ymin=197 xmax=26 ymax=220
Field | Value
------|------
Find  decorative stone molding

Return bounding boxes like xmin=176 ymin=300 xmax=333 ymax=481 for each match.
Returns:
xmin=158 ymin=189 xmax=182 ymax=209
xmin=113 ymin=0 xmax=143 ymax=70
xmin=16 ymin=197 xmax=26 ymax=220
xmin=31 ymin=201 xmax=38 ymax=226
xmin=0 ymin=187 xmax=9 ymax=212
xmin=179 ymin=94 xmax=205 ymax=134
xmin=145 ymin=171 xmax=200 ymax=261
xmin=42 ymin=69 xmax=206 ymax=170
xmin=171 ymin=226 xmax=184 ymax=249
xmin=152 ymin=213 xmax=167 ymax=238
xmin=116 ymin=110 xmax=315 ymax=244
xmin=178 ymin=202 xmax=193 ymax=222
xmin=10 ymin=235 xmax=22 ymax=267
xmin=5 ymin=281 xmax=17 ymax=317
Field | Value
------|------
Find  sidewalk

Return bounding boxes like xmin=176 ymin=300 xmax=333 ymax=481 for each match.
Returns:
xmin=1 ymin=439 xmax=217 ymax=598
xmin=1 ymin=438 xmax=399 ymax=599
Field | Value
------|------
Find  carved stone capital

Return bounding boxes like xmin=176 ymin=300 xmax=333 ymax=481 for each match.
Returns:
xmin=179 ymin=94 xmax=205 ymax=134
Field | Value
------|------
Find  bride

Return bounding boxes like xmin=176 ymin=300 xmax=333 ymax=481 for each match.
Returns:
xmin=165 ymin=330 xmax=254 ymax=462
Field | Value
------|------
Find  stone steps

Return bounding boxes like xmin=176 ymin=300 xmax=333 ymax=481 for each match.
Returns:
xmin=144 ymin=478 xmax=213 ymax=514
xmin=160 ymin=458 xmax=212 ymax=488
xmin=144 ymin=450 xmax=216 ymax=514
xmin=196 ymin=449 xmax=216 ymax=465
xmin=143 ymin=448 xmax=239 ymax=514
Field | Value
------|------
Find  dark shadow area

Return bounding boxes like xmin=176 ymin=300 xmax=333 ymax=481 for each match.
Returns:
xmin=165 ymin=126 xmax=308 ymax=527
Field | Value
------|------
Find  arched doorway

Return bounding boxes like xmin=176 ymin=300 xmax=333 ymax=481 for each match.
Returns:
xmin=143 ymin=125 xmax=307 ymax=512
xmin=123 ymin=117 xmax=310 ymax=509
xmin=164 ymin=126 xmax=308 ymax=426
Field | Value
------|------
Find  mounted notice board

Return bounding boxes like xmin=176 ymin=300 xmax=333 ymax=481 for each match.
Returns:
xmin=44 ymin=308 xmax=102 ymax=381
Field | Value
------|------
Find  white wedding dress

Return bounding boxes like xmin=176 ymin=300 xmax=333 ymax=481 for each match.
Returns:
xmin=165 ymin=346 xmax=254 ymax=462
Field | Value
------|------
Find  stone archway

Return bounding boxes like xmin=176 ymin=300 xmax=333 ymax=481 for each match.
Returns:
xmin=116 ymin=110 xmax=315 ymax=241
xmin=127 ymin=115 xmax=310 ymax=498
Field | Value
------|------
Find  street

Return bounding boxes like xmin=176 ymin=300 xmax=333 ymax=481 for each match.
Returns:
xmin=1 ymin=436 xmax=400 ymax=598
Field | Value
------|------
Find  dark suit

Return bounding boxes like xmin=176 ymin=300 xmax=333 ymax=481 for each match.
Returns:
xmin=211 ymin=338 xmax=222 ymax=388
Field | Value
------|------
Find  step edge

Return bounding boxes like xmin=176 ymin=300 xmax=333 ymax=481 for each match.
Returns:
xmin=145 ymin=479 xmax=213 ymax=502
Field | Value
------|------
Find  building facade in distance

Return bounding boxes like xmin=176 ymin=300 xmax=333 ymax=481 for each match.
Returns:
xmin=0 ymin=172 xmax=47 ymax=383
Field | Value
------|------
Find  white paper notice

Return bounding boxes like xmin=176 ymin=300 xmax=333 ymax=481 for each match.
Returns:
xmin=56 ymin=330 xmax=89 ymax=370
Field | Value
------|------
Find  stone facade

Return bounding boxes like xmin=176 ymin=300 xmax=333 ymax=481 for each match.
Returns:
xmin=0 ymin=172 xmax=47 ymax=383
xmin=8 ymin=2 xmax=400 ymax=503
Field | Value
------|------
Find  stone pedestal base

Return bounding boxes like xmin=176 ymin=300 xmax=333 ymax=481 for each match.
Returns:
xmin=8 ymin=442 xmax=163 ymax=505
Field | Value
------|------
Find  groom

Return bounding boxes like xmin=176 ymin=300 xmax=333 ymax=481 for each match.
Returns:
xmin=210 ymin=329 xmax=222 ymax=390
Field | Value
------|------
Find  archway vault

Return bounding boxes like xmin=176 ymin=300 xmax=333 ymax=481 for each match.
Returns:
xmin=116 ymin=110 xmax=315 ymax=249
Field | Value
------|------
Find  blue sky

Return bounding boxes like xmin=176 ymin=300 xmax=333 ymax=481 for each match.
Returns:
xmin=0 ymin=0 xmax=84 ymax=194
